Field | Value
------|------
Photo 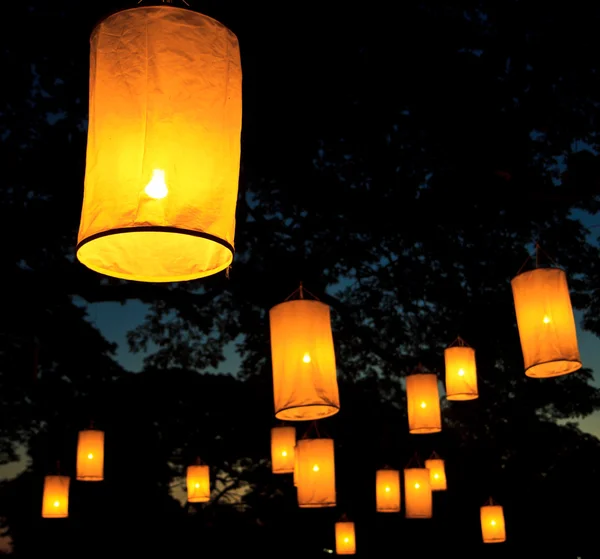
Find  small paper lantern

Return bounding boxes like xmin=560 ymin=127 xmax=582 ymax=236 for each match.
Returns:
xmin=480 ymin=503 xmax=506 ymax=543
xmin=270 ymin=298 xmax=340 ymax=420
xmin=511 ymin=267 xmax=582 ymax=377
xmin=404 ymin=468 xmax=432 ymax=519
xmin=41 ymin=475 xmax=70 ymax=518
xmin=77 ymin=6 xmax=242 ymax=282
xmin=296 ymin=438 xmax=336 ymax=508
xmin=76 ymin=429 xmax=104 ymax=481
xmin=187 ymin=464 xmax=210 ymax=503
xmin=444 ymin=340 xmax=478 ymax=400
xmin=424 ymin=457 xmax=447 ymax=491
xmin=406 ymin=373 xmax=442 ymax=434
xmin=271 ymin=426 xmax=296 ymax=474
xmin=375 ymin=469 xmax=401 ymax=512
xmin=335 ymin=522 xmax=356 ymax=555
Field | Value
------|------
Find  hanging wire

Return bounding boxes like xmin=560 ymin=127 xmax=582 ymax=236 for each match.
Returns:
xmin=284 ymin=281 xmax=321 ymax=302
xmin=428 ymin=450 xmax=441 ymax=460
xmin=447 ymin=336 xmax=470 ymax=348
xmin=405 ymin=451 xmax=422 ymax=469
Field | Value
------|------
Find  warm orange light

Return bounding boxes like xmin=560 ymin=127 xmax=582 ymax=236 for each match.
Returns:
xmin=511 ymin=267 xmax=582 ymax=377
xmin=271 ymin=426 xmax=296 ymax=474
xmin=424 ymin=458 xmax=447 ymax=491
xmin=480 ymin=504 xmax=506 ymax=543
xmin=293 ymin=446 xmax=299 ymax=486
xmin=444 ymin=345 xmax=478 ymax=400
xmin=376 ymin=469 xmax=401 ymax=512
xmin=76 ymin=429 xmax=104 ymax=481
xmin=42 ymin=475 xmax=70 ymax=518
xmin=270 ymin=300 xmax=340 ymax=420
xmin=335 ymin=522 xmax=356 ymax=555
xmin=77 ymin=6 xmax=242 ymax=282
xmin=296 ymin=439 xmax=336 ymax=508
xmin=406 ymin=374 xmax=442 ymax=434
xmin=186 ymin=465 xmax=210 ymax=503
xmin=404 ymin=468 xmax=432 ymax=519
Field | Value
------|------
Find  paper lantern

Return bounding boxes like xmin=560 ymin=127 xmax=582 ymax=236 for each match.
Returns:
xmin=424 ymin=457 xmax=447 ymax=491
xmin=444 ymin=340 xmax=478 ymax=400
xmin=77 ymin=5 xmax=242 ymax=282
xmin=480 ymin=504 xmax=506 ymax=543
xmin=41 ymin=475 xmax=70 ymax=518
xmin=376 ymin=469 xmax=401 ymax=512
xmin=293 ymin=446 xmax=299 ymax=486
xmin=406 ymin=373 xmax=442 ymax=434
xmin=296 ymin=438 xmax=336 ymax=508
xmin=270 ymin=299 xmax=340 ymax=420
xmin=335 ymin=522 xmax=356 ymax=555
xmin=76 ymin=429 xmax=104 ymax=481
xmin=404 ymin=468 xmax=432 ymax=519
xmin=187 ymin=464 xmax=210 ymax=503
xmin=271 ymin=426 xmax=296 ymax=474
xmin=511 ymin=267 xmax=582 ymax=377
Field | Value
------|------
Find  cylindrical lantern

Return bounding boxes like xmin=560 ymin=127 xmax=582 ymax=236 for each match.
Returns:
xmin=271 ymin=426 xmax=296 ymax=474
xmin=41 ymin=475 xmax=70 ymax=518
xmin=293 ymin=445 xmax=299 ymax=486
xmin=376 ymin=469 xmax=401 ymax=512
xmin=511 ymin=267 xmax=582 ymax=377
xmin=270 ymin=299 xmax=340 ymax=421
xmin=404 ymin=468 xmax=432 ymax=519
xmin=296 ymin=438 xmax=336 ymax=508
xmin=76 ymin=429 xmax=105 ymax=481
xmin=444 ymin=342 xmax=478 ymax=400
xmin=335 ymin=522 xmax=356 ymax=555
xmin=406 ymin=373 xmax=442 ymax=434
xmin=424 ymin=458 xmax=447 ymax=491
xmin=187 ymin=465 xmax=210 ymax=503
xmin=480 ymin=504 xmax=506 ymax=543
xmin=77 ymin=6 xmax=243 ymax=282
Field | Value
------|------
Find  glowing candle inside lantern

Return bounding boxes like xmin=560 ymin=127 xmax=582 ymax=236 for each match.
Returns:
xmin=144 ymin=169 xmax=168 ymax=199
xmin=303 ymin=352 xmax=311 ymax=363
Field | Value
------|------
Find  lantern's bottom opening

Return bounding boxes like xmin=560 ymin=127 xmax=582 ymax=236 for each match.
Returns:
xmin=275 ymin=403 xmax=340 ymax=421
xmin=76 ymin=476 xmax=103 ymax=482
xmin=483 ymin=539 xmax=506 ymax=544
xmin=42 ymin=513 xmax=68 ymax=519
xmin=446 ymin=392 xmax=478 ymax=401
xmin=525 ymin=359 xmax=582 ymax=378
xmin=76 ymin=227 xmax=234 ymax=282
xmin=272 ymin=468 xmax=294 ymax=474
xmin=298 ymin=503 xmax=336 ymax=508
xmin=188 ymin=497 xmax=210 ymax=503
xmin=376 ymin=508 xmax=401 ymax=513
xmin=409 ymin=427 xmax=442 ymax=434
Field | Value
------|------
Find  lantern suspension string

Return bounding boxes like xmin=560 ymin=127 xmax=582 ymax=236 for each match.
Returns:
xmin=484 ymin=496 xmax=496 ymax=506
xmin=405 ymin=451 xmax=422 ymax=469
xmin=515 ymin=252 xmax=532 ymax=276
xmin=534 ymin=242 xmax=559 ymax=268
xmin=429 ymin=451 xmax=440 ymax=460
xmin=448 ymin=336 xmax=469 ymax=348
xmin=283 ymin=282 xmax=321 ymax=302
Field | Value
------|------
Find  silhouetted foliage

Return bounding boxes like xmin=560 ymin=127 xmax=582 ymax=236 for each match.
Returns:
xmin=2 ymin=0 xmax=600 ymax=557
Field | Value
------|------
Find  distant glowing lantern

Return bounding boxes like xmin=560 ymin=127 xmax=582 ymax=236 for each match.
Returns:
xmin=76 ymin=429 xmax=104 ymax=481
xmin=271 ymin=426 xmax=296 ymax=474
xmin=77 ymin=5 xmax=242 ymax=282
xmin=296 ymin=438 xmax=336 ymax=508
xmin=424 ymin=455 xmax=447 ymax=491
xmin=376 ymin=469 xmax=401 ymax=512
xmin=187 ymin=464 xmax=210 ymax=503
xmin=444 ymin=338 xmax=478 ymax=400
xmin=406 ymin=373 xmax=442 ymax=434
xmin=404 ymin=468 xmax=432 ymax=519
xmin=511 ymin=267 xmax=582 ymax=377
xmin=480 ymin=501 xmax=506 ymax=543
xmin=42 ymin=475 xmax=70 ymax=518
xmin=270 ymin=290 xmax=340 ymax=420
xmin=335 ymin=522 xmax=356 ymax=555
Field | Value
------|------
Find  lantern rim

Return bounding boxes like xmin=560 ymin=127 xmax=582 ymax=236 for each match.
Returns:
xmin=445 ymin=392 xmax=478 ymax=401
xmin=275 ymin=403 xmax=340 ymax=421
xmin=76 ymin=226 xmax=234 ymax=283
xmin=298 ymin=502 xmax=336 ymax=509
xmin=90 ymin=5 xmax=237 ymax=43
xmin=510 ymin=265 xmax=564 ymax=282
xmin=525 ymin=358 xmax=582 ymax=378
xmin=269 ymin=298 xmax=330 ymax=313
xmin=408 ymin=426 xmax=442 ymax=434
xmin=76 ymin=475 xmax=103 ymax=482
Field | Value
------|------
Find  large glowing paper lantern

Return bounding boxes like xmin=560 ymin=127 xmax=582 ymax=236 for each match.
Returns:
xmin=42 ymin=475 xmax=70 ymax=518
xmin=271 ymin=426 xmax=296 ymax=474
xmin=335 ymin=522 xmax=356 ymax=555
xmin=406 ymin=373 xmax=442 ymax=434
xmin=511 ymin=267 xmax=581 ymax=377
xmin=404 ymin=468 xmax=432 ymax=519
xmin=77 ymin=5 xmax=242 ymax=282
xmin=270 ymin=295 xmax=340 ymax=420
xmin=444 ymin=338 xmax=478 ymax=400
xmin=376 ymin=469 xmax=401 ymax=512
xmin=481 ymin=502 xmax=506 ymax=543
xmin=76 ymin=429 xmax=104 ymax=481
xmin=187 ymin=464 xmax=210 ymax=503
xmin=296 ymin=438 xmax=336 ymax=508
